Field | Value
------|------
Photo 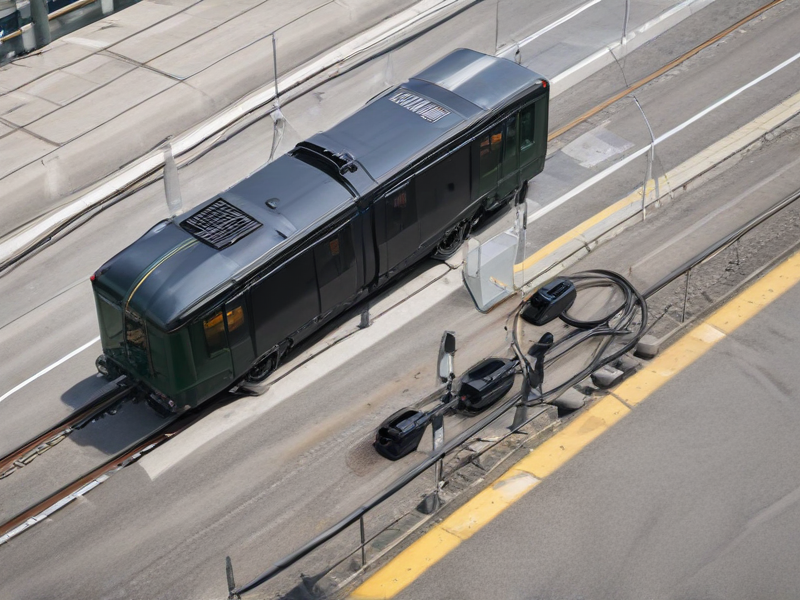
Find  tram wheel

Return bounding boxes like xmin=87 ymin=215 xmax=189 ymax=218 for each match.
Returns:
xmin=432 ymin=221 xmax=467 ymax=260
xmin=246 ymin=352 xmax=278 ymax=383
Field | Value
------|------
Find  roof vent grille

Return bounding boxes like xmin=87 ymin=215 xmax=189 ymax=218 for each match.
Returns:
xmin=182 ymin=198 xmax=262 ymax=249
xmin=390 ymin=90 xmax=450 ymax=122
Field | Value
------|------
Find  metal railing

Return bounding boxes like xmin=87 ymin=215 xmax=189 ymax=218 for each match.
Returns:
xmin=224 ymin=181 xmax=800 ymax=598
xmin=0 ymin=0 xmax=139 ymax=57
xmin=226 ymin=387 xmax=533 ymax=598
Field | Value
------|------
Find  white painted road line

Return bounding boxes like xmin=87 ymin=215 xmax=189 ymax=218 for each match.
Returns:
xmin=7 ymin=41 xmax=799 ymax=413
xmin=0 ymin=336 xmax=100 ymax=405
xmin=529 ymin=48 xmax=800 ymax=224
xmin=631 ymin=154 xmax=800 ymax=271
xmin=509 ymin=0 xmax=604 ymax=50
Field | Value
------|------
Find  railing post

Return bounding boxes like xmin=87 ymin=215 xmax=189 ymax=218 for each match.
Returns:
xmin=681 ymin=269 xmax=691 ymax=323
xmin=417 ymin=414 xmax=445 ymax=514
xmin=226 ymin=556 xmax=240 ymax=600
xmin=164 ymin=143 xmax=183 ymax=217
xmin=29 ymin=0 xmax=50 ymax=49
xmin=359 ymin=516 xmax=367 ymax=567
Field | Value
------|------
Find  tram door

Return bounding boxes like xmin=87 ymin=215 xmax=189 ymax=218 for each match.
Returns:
xmin=224 ymin=293 xmax=255 ymax=376
xmin=497 ymin=114 xmax=519 ymax=199
xmin=377 ymin=182 xmax=420 ymax=274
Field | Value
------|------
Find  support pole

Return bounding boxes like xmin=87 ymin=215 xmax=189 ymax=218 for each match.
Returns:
xmin=359 ymin=516 xmax=367 ymax=567
xmin=622 ymin=0 xmax=630 ymax=45
xmin=29 ymin=0 xmax=50 ymax=49
xmin=163 ymin=143 xmax=183 ymax=217
xmin=632 ymin=97 xmax=658 ymax=218
xmin=226 ymin=556 xmax=239 ymax=600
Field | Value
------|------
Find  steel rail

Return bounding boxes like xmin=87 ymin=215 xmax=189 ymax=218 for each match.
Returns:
xmin=1 ymin=0 xmax=774 ymax=273
xmin=0 ymin=403 xmax=205 ymax=543
xmin=548 ymin=0 xmax=788 ymax=141
xmin=0 ymin=379 xmax=130 ymax=480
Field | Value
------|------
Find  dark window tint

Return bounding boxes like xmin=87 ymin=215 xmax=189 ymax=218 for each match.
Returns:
xmin=501 ymin=114 xmax=519 ymax=177
xmin=251 ymin=249 xmax=320 ymax=354
xmin=519 ymin=103 xmax=535 ymax=164
xmin=383 ymin=184 xmax=420 ymax=272
xmin=386 ymin=188 xmax=416 ymax=237
xmin=203 ymin=311 xmax=227 ymax=355
xmin=315 ymin=225 xmax=358 ymax=313
xmin=478 ymin=124 xmax=503 ymax=196
xmin=97 ymin=294 xmax=123 ymax=349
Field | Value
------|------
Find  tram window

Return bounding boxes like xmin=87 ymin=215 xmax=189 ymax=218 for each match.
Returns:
xmin=225 ymin=306 xmax=244 ymax=332
xmin=519 ymin=104 xmax=535 ymax=165
xmin=315 ymin=225 xmax=357 ymax=312
xmin=126 ymin=313 xmax=148 ymax=350
xmin=478 ymin=123 xmax=503 ymax=196
xmin=203 ymin=311 xmax=227 ymax=355
xmin=501 ymin=114 xmax=519 ymax=176
xmin=386 ymin=188 xmax=416 ymax=236
xmin=98 ymin=295 xmax=123 ymax=348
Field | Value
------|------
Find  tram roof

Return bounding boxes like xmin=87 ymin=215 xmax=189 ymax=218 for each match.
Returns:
xmin=308 ymin=48 xmax=545 ymax=181
xmin=94 ymin=49 xmax=545 ymax=329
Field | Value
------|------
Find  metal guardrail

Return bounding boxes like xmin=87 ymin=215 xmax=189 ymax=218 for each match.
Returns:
xmin=225 ymin=184 xmax=800 ymax=598
xmin=226 ymin=385 xmax=549 ymax=598
xmin=642 ymin=186 xmax=800 ymax=300
xmin=0 ymin=0 xmax=101 ymax=44
xmin=0 ymin=0 xmax=483 ymax=272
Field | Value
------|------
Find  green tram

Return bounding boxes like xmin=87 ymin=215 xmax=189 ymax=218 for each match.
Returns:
xmin=91 ymin=49 xmax=549 ymax=412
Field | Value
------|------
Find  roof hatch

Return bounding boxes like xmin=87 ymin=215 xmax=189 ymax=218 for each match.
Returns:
xmin=181 ymin=198 xmax=262 ymax=249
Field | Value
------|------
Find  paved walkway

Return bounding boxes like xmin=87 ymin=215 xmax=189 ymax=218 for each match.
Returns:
xmin=354 ymin=246 xmax=800 ymax=600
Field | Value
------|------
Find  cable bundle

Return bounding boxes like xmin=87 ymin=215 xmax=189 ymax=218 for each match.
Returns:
xmin=513 ymin=270 xmax=648 ymax=402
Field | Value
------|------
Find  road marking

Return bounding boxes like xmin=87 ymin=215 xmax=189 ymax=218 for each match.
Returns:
xmin=0 ymin=336 xmax=100 ymax=405
xmin=630 ymin=155 xmax=800 ymax=272
xmin=139 ymin=274 xmax=465 ymax=479
xmin=350 ymin=248 xmax=800 ymax=599
xmin=351 ymin=470 xmax=539 ymax=599
xmin=513 ymin=0 xmax=604 ymax=49
xmin=516 ymin=85 xmax=800 ymax=276
xmin=528 ymin=48 xmax=800 ymax=226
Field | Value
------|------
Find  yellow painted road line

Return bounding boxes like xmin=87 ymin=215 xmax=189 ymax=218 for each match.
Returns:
xmin=514 ymin=88 xmax=800 ymax=276
xmin=351 ymin=248 xmax=800 ymax=600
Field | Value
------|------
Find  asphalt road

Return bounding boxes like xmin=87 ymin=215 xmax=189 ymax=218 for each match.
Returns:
xmin=1 ymin=1 xmax=800 ymax=599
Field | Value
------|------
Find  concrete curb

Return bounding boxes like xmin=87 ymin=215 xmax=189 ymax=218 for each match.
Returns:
xmin=0 ymin=0 xmax=477 ymax=266
xmin=516 ymin=89 xmax=800 ymax=293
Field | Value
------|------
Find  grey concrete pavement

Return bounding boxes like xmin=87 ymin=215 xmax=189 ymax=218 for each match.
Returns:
xmin=2 ymin=1 xmax=800 ymax=599
xmin=394 ymin=227 xmax=800 ymax=600
xmin=0 ymin=0 xmax=787 ymax=448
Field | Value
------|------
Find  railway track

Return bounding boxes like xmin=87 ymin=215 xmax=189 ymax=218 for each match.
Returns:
xmin=0 ymin=393 xmax=211 ymax=545
xmin=0 ymin=379 xmax=133 ymax=481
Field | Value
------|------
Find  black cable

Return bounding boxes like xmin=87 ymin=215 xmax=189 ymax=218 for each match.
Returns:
xmin=512 ymin=270 xmax=648 ymax=403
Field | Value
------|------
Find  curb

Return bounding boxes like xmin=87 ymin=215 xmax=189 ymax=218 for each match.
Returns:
xmin=515 ymin=88 xmax=800 ymax=293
